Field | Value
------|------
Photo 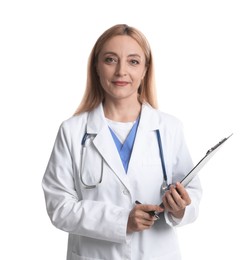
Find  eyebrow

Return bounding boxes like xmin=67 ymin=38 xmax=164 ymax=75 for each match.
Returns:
xmin=102 ymin=51 xmax=142 ymax=59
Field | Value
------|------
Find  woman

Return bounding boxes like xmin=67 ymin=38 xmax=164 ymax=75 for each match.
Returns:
xmin=42 ymin=24 xmax=202 ymax=260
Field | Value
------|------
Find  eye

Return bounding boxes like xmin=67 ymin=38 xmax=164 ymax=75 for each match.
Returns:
xmin=130 ymin=59 xmax=140 ymax=65
xmin=104 ymin=57 xmax=117 ymax=63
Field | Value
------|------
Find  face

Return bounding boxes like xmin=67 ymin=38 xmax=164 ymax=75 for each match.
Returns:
xmin=96 ymin=35 xmax=147 ymax=103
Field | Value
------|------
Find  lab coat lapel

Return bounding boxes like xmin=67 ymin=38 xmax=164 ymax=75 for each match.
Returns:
xmin=127 ymin=103 xmax=160 ymax=174
xmin=86 ymin=104 xmax=132 ymax=191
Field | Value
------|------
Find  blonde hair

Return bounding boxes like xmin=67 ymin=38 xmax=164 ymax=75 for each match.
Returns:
xmin=74 ymin=24 xmax=157 ymax=115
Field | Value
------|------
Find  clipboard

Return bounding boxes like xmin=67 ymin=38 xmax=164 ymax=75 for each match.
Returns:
xmin=180 ymin=133 xmax=233 ymax=187
xmin=151 ymin=133 xmax=234 ymax=217
xmin=141 ymin=134 xmax=233 ymax=219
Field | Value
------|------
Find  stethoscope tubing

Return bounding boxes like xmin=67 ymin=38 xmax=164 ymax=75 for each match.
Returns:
xmin=80 ymin=130 xmax=168 ymax=190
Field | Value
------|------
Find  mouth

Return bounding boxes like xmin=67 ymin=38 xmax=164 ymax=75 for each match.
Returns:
xmin=112 ymin=81 xmax=129 ymax=86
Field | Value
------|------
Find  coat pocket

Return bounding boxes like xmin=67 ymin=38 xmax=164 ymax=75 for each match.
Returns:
xmin=71 ymin=252 xmax=103 ymax=260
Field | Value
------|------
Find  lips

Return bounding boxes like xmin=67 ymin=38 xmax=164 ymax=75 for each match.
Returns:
xmin=112 ymin=81 xmax=129 ymax=86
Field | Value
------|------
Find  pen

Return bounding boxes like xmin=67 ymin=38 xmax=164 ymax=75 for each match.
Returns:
xmin=135 ymin=200 xmax=160 ymax=219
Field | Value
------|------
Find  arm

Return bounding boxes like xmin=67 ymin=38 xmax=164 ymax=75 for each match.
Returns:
xmin=42 ymin=123 xmax=130 ymax=243
xmin=164 ymin=121 xmax=202 ymax=226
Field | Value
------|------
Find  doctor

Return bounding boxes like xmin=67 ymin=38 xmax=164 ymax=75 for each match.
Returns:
xmin=42 ymin=24 xmax=202 ymax=260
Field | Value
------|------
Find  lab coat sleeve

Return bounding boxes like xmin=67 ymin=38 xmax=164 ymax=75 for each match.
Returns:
xmin=42 ymin=123 xmax=130 ymax=243
xmin=164 ymin=121 xmax=202 ymax=227
xmin=164 ymin=175 xmax=202 ymax=227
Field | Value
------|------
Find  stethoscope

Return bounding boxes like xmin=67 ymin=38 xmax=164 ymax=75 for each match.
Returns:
xmin=80 ymin=132 xmax=103 ymax=189
xmin=80 ymin=129 xmax=169 ymax=195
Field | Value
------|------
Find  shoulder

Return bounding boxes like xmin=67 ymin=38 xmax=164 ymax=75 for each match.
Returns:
xmin=61 ymin=112 xmax=88 ymax=129
xmin=51 ymin=112 xmax=89 ymax=150
xmin=57 ymin=112 xmax=89 ymax=143
xmin=159 ymin=110 xmax=182 ymax=127
xmin=143 ymin=104 xmax=188 ymax=153
xmin=143 ymin=103 xmax=183 ymax=130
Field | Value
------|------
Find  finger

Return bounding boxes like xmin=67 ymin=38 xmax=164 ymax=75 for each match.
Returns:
xmin=163 ymin=188 xmax=185 ymax=212
xmin=162 ymin=191 xmax=175 ymax=211
xmin=129 ymin=219 xmax=153 ymax=232
xmin=141 ymin=211 xmax=156 ymax=221
xmin=169 ymin=186 xmax=186 ymax=208
xmin=167 ymin=191 xmax=181 ymax=211
xmin=139 ymin=204 xmax=164 ymax=213
xmin=141 ymin=218 xmax=155 ymax=227
xmin=134 ymin=206 xmax=150 ymax=220
xmin=134 ymin=204 xmax=159 ymax=222
xmin=134 ymin=215 xmax=154 ymax=227
xmin=130 ymin=211 xmax=156 ymax=231
xmin=135 ymin=201 xmax=164 ymax=216
xmin=172 ymin=194 xmax=186 ymax=209
xmin=175 ymin=183 xmax=191 ymax=205
xmin=128 ymin=209 xmax=154 ymax=232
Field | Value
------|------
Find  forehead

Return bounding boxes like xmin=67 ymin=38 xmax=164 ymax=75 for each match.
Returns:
xmin=100 ymin=35 xmax=145 ymax=56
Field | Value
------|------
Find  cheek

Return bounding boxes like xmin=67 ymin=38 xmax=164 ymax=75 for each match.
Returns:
xmin=132 ymin=70 xmax=145 ymax=84
xmin=98 ymin=71 xmax=112 ymax=91
xmin=98 ymin=76 xmax=108 ymax=90
xmin=96 ymin=61 xmax=105 ymax=77
xmin=96 ymin=69 xmax=107 ymax=86
xmin=97 ymin=65 xmax=112 ymax=80
xmin=96 ymin=65 xmax=102 ymax=78
xmin=135 ymin=66 xmax=146 ymax=79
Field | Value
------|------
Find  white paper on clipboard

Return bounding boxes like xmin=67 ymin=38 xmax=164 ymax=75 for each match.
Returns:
xmin=180 ymin=133 xmax=233 ymax=187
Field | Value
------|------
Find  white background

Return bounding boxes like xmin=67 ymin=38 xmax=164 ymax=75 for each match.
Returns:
xmin=0 ymin=0 xmax=250 ymax=259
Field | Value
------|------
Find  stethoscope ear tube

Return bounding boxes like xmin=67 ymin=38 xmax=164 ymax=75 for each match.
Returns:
xmin=81 ymin=132 xmax=89 ymax=145
xmin=156 ymin=130 xmax=168 ymax=183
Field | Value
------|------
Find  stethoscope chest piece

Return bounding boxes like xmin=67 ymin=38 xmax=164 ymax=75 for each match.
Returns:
xmin=160 ymin=180 xmax=169 ymax=195
xmin=156 ymin=130 xmax=169 ymax=196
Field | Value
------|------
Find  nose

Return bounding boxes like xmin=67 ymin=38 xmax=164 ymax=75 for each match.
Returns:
xmin=115 ymin=61 xmax=127 ymax=76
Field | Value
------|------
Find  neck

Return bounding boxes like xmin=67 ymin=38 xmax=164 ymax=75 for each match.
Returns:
xmin=103 ymin=99 xmax=141 ymax=122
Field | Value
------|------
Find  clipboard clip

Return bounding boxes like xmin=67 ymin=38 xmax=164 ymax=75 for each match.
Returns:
xmin=206 ymin=133 xmax=233 ymax=155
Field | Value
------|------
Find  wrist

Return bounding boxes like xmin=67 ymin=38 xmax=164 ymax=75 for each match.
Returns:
xmin=171 ymin=209 xmax=185 ymax=219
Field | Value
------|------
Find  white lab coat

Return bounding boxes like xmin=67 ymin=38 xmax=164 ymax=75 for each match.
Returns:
xmin=42 ymin=103 xmax=202 ymax=260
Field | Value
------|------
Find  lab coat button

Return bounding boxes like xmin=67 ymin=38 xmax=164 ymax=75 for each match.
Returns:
xmin=123 ymin=189 xmax=129 ymax=195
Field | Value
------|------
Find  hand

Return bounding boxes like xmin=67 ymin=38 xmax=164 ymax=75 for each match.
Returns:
xmin=127 ymin=203 xmax=164 ymax=233
xmin=162 ymin=182 xmax=191 ymax=219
